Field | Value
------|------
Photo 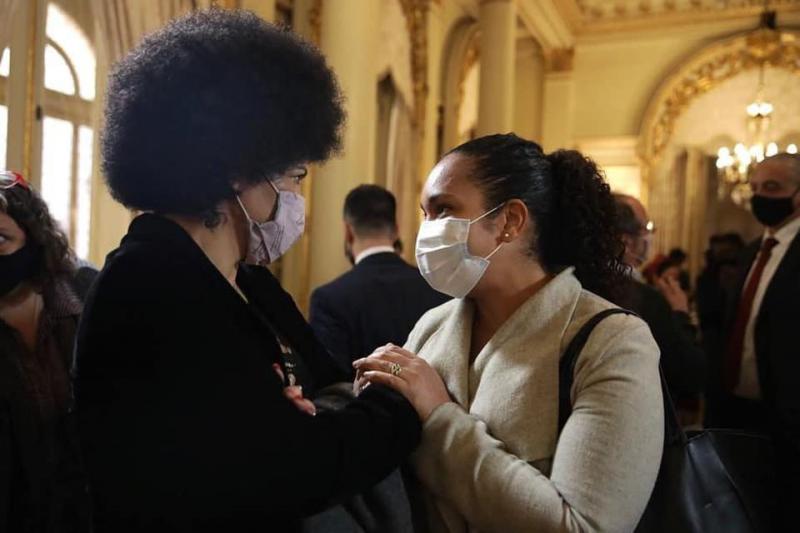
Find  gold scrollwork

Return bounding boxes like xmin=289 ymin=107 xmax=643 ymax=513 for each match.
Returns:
xmin=398 ymin=0 xmax=432 ymax=131
xmin=639 ymin=29 xmax=800 ymax=165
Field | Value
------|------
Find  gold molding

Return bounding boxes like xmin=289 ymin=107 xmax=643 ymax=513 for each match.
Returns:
xmin=639 ymin=28 xmax=800 ymax=165
xmin=309 ymin=0 xmax=322 ymax=45
xmin=544 ymin=47 xmax=574 ymax=73
xmin=398 ymin=0 xmax=432 ymax=131
xmin=456 ymin=29 xmax=479 ymax=119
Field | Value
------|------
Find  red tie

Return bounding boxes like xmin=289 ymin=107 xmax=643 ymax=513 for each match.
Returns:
xmin=724 ymin=237 xmax=779 ymax=392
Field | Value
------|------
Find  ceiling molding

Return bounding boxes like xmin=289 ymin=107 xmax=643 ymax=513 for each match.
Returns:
xmin=517 ymin=0 xmax=574 ymax=51
xmin=544 ymin=0 xmax=800 ymax=37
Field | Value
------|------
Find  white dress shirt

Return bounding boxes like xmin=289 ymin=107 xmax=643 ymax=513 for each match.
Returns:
xmin=353 ymin=245 xmax=396 ymax=265
xmin=735 ymin=215 xmax=800 ymax=399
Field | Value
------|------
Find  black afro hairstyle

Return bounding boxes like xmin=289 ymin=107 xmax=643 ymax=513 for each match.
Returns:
xmin=101 ymin=8 xmax=344 ymax=218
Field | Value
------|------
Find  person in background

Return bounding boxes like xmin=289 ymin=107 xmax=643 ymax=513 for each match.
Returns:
xmin=73 ymin=10 xmax=420 ymax=532
xmin=708 ymin=152 xmax=800 ymax=520
xmin=356 ymin=134 xmax=663 ymax=532
xmin=666 ymin=247 xmax=691 ymax=292
xmin=0 ymin=170 xmax=95 ymax=533
xmin=614 ymin=194 xmax=706 ymax=404
xmin=696 ymin=233 xmax=744 ymax=337
xmin=310 ymin=184 xmax=448 ymax=376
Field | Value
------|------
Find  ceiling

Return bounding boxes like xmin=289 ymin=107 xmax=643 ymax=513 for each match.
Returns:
xmin=557 ymin=0 xmax=800 ymax=35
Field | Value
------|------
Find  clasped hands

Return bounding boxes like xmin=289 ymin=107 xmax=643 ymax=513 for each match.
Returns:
xmin=352 ymin=344 xmax=451 ymax=421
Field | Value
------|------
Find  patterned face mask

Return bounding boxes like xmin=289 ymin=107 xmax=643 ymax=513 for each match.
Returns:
xmin=236 ymin=180 xmax=305 ymax=266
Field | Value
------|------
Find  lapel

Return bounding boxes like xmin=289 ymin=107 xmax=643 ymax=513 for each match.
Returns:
xmin=418 ymin=269 xmax=582 ymax=463
xmin=760 ymin=229 xmax=800 ymax=317
xmin=418 ymin=298 xmax=474 ymax=408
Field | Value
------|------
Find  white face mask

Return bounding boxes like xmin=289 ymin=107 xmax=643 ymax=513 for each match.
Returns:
xmin=236 ymin=180 xmax=305 ymax=266
xmin=415 ymin=204 xmax=504 ymax=298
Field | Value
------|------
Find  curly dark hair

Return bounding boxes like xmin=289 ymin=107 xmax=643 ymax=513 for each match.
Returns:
xmin=0 ymin=185 xmax=75 ymax=287
xmin=102 ymin=8 xmax=345 ymax=220
xmin=447 ymin=133 xmax=628 ymax=304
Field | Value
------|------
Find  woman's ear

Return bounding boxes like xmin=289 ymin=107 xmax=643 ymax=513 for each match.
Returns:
xmin=501 ymin=199 xmax=528 ymax=242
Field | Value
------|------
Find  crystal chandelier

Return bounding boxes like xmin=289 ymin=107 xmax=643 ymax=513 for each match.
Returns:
xmin=715 ymin=65 xmax=798 ymax=206
xmin=715 ymin=6 xmax=798 ymax=207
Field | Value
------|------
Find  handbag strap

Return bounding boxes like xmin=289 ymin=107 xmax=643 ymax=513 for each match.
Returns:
xmin=558 ymin=308 xmax=685 ymax=445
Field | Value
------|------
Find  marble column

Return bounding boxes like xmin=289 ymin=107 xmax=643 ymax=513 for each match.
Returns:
xmin=307 ymin=0 xmax=379 ymax=291
xmin=514 ymin=37 xmax=544 ymax=143
xmin=540 ymin=48 xmax=574 ymax=153
xmin=477 ymin=0 xmax=515 ymax=137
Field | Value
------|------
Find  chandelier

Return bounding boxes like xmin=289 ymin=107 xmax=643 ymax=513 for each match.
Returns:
xmin=715 ymin=7 xmax=798 ymax=207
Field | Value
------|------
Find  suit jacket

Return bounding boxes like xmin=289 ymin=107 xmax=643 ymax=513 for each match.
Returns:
xmin=711 ymin=230 xmax=800 ymax=507
xmin=74 ymin=214 xmax=420 ymax=532
xmin=310 ymin=252 xmax=448 ymax=374
xmin=405 ymin=268 xmax=664 ymax=533
xmin=625 ymin=279 xmax=706 ymax=399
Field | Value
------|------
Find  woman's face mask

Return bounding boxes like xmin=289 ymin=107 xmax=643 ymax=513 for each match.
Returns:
xmin=236 ymin=178 xmax=306 ymax=266
xmin=415 ymin=204 xmax=504 ymax=298
xmin=0 ymin=212 xmax=38 ymax=297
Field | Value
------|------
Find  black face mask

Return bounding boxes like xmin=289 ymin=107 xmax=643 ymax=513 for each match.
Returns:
xmin=751 ymin=188 xmax=799 ymax=227
xmin=0 ymin=242 xmax=39 ymax=297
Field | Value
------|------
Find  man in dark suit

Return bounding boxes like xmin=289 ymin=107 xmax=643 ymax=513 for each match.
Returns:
xmin=613 ymin=194 xmax=706 ymax=403
xmin=708 ymin=153 xmax=800 ymax=513
xmin=310 ymin=185 xmax=448 ymax=377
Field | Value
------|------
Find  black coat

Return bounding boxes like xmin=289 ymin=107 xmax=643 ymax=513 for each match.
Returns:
xmin=309 ymin=253 xmax=448 ymax=375
xmin=0 ymin=269 xmax=95 ymax=533
xmin=709 ymin=231 xmax=800 ymax=507
xmin=74 ymin=214 xmax=421 ymax=532
xmin=625 ymin=279 xmax=706 ymax=399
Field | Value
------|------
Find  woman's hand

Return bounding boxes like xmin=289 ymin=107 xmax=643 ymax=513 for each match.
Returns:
xmin=273 ymin=363 xmax=317 ymax=416
xmin=353 ymin=344 xmax=451 ymax=421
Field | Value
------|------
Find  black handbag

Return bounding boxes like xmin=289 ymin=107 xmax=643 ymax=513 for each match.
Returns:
xmin=559 ymin=309 xmax=776 ymax=533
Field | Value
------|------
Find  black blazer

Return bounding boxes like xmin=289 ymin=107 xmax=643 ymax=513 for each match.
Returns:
xmin=709 ymin=230 xmax=800 ymax=511
xmin=74 ymin=215 xmax=421 ymax=532
xmin=309 ymin=253 xmax=449 ymax=375
xmin=725 ymin=233 xmax=800 ymax=416
xmin=625 ymin=279 xmax=706 ymax=399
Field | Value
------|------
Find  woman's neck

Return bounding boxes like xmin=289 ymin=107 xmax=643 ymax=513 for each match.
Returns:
xmin=471 ymin=261 xmax=551 ymax=334
xmin=164 ymin=213 xmax=243 ymax=286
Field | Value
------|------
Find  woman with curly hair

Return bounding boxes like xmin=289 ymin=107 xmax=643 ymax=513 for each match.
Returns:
xmin=355 ymin=134 xmax=664 ymax=532
xmin=73 ymin=9 xmax=419 ymax=533
xmin=0 ymin=170 xmax=94 ymax=532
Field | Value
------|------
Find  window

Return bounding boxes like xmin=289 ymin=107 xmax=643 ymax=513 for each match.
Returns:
xmin=1 ymin=47 xmax=9 ymax=169
xmin=40 ymin=3 xmax=95 ymax=259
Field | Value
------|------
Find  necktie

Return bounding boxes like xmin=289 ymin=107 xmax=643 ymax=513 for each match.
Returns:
xmin=723 ymin=237 xmax=779 ymax=392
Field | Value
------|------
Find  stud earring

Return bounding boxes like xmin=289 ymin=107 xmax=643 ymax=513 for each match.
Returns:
xmin=503 ymin=232 xmax=510 ymax=239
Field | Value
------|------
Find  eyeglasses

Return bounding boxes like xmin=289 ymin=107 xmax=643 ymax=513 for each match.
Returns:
xmin=0 ymin=170 xmax=29 ymax=191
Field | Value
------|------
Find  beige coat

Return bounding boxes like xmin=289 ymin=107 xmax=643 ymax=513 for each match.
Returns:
xmin=405 ymin=268 xmax=664 ymax=533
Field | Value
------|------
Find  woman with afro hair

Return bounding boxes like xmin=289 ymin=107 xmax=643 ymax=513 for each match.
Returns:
xmin=355 ymin=134 xmax=665 ymax=532
xmin=74 ymin=9 xmax=419 ymax=532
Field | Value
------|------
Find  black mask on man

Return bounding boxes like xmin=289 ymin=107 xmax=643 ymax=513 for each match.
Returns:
xmin=750 ymin=188 xmax=799 ymax=227
xmin=0 ymin=242 xmax=39 ymax=297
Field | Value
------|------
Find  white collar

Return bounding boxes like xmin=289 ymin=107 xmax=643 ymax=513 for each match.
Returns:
xmin=354 ymin=245 xmax=397 ymax=265
xmin=765 ymin=215 xmax=800 ymax=245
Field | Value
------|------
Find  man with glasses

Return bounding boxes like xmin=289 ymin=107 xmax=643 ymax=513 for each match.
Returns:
xmin=613 ymin=194 xmax=707 ymax=407
xmin=708 ymin=153 xmax=800 ymax=520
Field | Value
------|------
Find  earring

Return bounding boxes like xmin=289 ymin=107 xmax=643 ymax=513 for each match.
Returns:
xmin=503 ymin=232 xmax=511 ymax=240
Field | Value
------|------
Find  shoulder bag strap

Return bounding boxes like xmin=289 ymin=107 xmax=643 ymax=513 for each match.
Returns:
xmin=558 ymin=308 xmax=684 ymax=445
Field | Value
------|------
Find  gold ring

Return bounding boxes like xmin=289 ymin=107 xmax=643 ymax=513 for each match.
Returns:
xmin=389 ymin=362 xmax=403 ymax=377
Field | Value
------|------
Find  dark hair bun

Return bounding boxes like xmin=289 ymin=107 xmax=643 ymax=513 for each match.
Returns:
xmin=448 ymin=134 xmax=627 ymax=304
